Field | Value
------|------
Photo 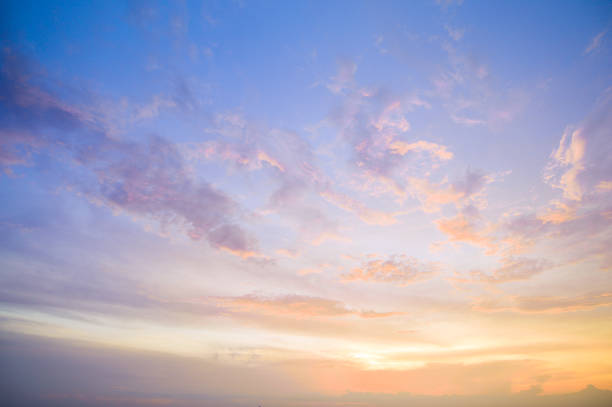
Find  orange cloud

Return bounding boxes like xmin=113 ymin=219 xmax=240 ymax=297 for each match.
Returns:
xmin=546 ymin=128 xmax=586 ymax=201
xmin=343 ymin=255 xmax=437 ymax=286
xmin=596 ymin=180 xmax=612 ymax=191
xmin=409 ymin=177 xmax=464 ymax=212
xmin=390 ymin=140 xmax=453 ymax=160
xmin=537 ymin=200 xmax=577 ymax=224
xmin=409 ymin=169 xmax=490 ymax=212
xmin=435 ymin=213 xmax=497 ymax=253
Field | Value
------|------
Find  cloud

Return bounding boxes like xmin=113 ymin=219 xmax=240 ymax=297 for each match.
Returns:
xmin=0 ymin=243 xmax=227 ymax=324
xmin=451 ymin=114 xmax=486 ymax=126
xmin=389 ymin=140 xmax=453 ymax=160
xmin=501 ymin=204 xmax=612 ymax=270
xmin=466 ymin=257 xmax=553 ymax=284
xmin=474 ymin=292 xmax=612 ymax=314
xmin=0 ymin=129 xmax=41 ymax=173
xmin=488 ymin=89 xmax=612 ymax=270
xmin=130 ymin=95 xmax=177 ymax=122
xmin=445 ymin=26 xmax=465 ymax=41
xmin=597 ymin=180 xmax=612 ymax=191
xmin=275 ymin=248 xmax=299 ymax=258
xmin=320 ymin=189 xmax=397 ymax=225
xmin=584 ymin=29 xmax=607 ymax=54
xmin=537 ymin=200 xmax=577 ymax=224
xmin=544 ymin=89 xmax=612 ymax=203
xmin=0 ymin=49 xmax=256 ymax=257
xmin=201 ymin=116 xmax=321 ymax=186
xmin=205 ymin=111 xmax=406 ymax=233
xmin=409 ymin=177 xmax=464 ymax=211
xmin=191 ymin=140 xmax=285 ymax=172
xmin=435 ymin=210 xmax=497 ymax=253
xmin=409 ymin=169 xmax=489 ymax=212
xmin=546 ymin=128 xmax=586 ymax=201
xmin=212 ymin=294 xmax=402 ymax=319
xmin=431 ymin=41 xmax=529 ymax=129
xmin=79 ymin=136 xmax=257 ymax=257
xmin=193 ymin=113 xmax=289 ymax=173
xmin=327 ymin=59 xmax=357 ymax=94
xmin=343 ymin=254 xmax=437 ymax=286
xmin=310 ymin=230 xmax=351 ymax=246
xmin=297 ymin=268 xmax=323 ymax=275
xmin=0 ymin=49 xmax=97 ymax=140
xmin=436 ymin=0 xmax=464 ymax=9
xmin=327 ymin=81 xmax=455 ymax=202
xmin=374 ymin=34 xmax=389 ymax=54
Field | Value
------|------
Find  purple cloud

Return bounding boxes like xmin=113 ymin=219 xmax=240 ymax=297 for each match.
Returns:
xmin=0 ymin=49 xmax=256 ymax=257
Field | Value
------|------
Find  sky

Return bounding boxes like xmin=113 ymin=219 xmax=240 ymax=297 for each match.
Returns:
xmin=1 ymin=0 xmax=612 ymax=406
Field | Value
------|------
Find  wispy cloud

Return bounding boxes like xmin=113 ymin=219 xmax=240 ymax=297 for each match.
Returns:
xmin=474 ymin=292 xmax=612 ymax=314
xmin=445 ymin=25 xmax=465 ymax=41
xmin=327 ymin=59 xmax=357 ymax=94
xmin=320 ymin=189 xmax=397 ymax=225
xmin=584 ymin=29 xmax=607 ymax=54
xmin=212 ymin=294 xmax=402 ymax=318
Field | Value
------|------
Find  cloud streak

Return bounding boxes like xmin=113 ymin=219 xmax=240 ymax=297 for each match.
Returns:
xmin=212 ymin=294 xmax=403 ymax=319
xmin=474 ymin=292 xmax=612 ymax=314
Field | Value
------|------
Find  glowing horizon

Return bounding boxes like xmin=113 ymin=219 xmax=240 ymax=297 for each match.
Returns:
xmin=1 ymin=1 xmax=612 ymax=406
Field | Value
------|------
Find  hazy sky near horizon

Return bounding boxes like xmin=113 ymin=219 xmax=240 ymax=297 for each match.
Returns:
xmin=1 ymin=0 xmax=612 ymax=405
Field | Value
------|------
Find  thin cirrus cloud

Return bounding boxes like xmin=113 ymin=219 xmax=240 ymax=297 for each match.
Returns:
xmin=211 ymin=294 xmax=403 ymax=319
xmin=320 ymin=188 xmax=398 ymax=225
xmin=584 ymin=29 xmax=607 ymax=54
